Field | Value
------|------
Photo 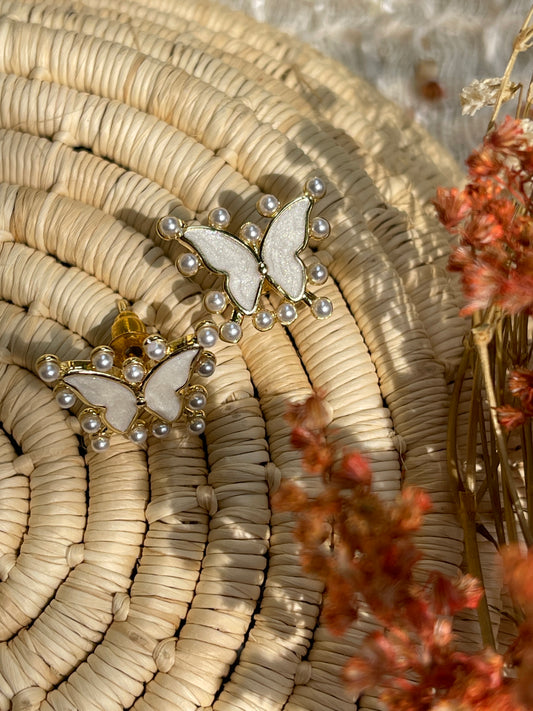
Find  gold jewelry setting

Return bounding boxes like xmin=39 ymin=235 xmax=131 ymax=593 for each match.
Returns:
xmin=36 ymin=302 xmax=216 ymax=452
xmin=157 ymin=177 xmax=333 ymax=343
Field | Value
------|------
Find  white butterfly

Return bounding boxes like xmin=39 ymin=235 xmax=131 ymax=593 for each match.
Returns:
xmin=39 ymin=340 xmax=214 ymax=451
xmin=181 ymin=195 xmax=322 ymax=316
xmin=62 ymin=345 xmax=201 ymax=434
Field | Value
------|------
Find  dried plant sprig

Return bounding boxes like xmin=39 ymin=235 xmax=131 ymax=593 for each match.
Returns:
xmin=489 ymin=4 xmax=533 ymax=127
xmin=461 ymin=78 xmax=520 ymax=117
xmin=275 ymin=394 xmax=533 ymax=710
xmin=435 ymin=115 xmax=533 ymax=557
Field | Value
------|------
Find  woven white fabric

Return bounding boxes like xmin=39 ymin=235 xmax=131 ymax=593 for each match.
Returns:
xmin=222 ymin=0 xmax=533 ymax=163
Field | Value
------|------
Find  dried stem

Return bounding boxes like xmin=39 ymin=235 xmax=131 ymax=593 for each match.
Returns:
xmin=488 ymin=3 xmax=533 ymax=128
xmin=472 ymin=325 xmax=533 ymax=545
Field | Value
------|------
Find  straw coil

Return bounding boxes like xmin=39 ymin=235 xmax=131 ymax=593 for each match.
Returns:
xmin=0 ymin=1 xmax=497 ymax=710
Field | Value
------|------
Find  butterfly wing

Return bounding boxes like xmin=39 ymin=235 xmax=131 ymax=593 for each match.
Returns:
xmin=143 ymin=346 xmax=201 ymax=422
xmin=181 ymin=226 xmax=264 ymax=315
xmin=63 ymin=371 xmax=138 ymax=433
xmin=260 ymin=195 xmax=312 ymax=302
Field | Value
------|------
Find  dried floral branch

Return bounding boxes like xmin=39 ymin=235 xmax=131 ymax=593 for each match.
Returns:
xmin=461 ymin=78 xmax=519 ymax=117
xmin=275 ymin=394 xmax=533 ymax=711
xmin=473 ymin=325 xmax=532 ymax=546
xmin=489 ymin=4 xmax=533 ymax=127
xmin=273 ymin=396 xmax=533 ymax=711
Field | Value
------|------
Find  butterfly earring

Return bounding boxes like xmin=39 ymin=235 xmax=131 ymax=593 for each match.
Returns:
xmin=36 ymin=301 xmax=216 ymax=452
xmin=156 ymin=177 xmax=333 ymax=343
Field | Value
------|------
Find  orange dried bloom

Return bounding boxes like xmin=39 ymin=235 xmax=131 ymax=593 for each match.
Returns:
xmin=337 ymin=451 xmax=372 ymax=485
xmin=286 ymin=391 xmax=331 ymax=430
xmin=433 ymin=186 xmax=471 ymax=230
xmin=429 ymin=573 xmax=485 ymax=616
xmin=435 ymin=116 xmax=533 ymax=318
xmin=498 ymin=368 xmax=533 ymax=430
xmin=497 ymin=404 xmax=528 ymax=430
xmin=485 ymin=115 xmax=525 ymax=153
xmin=276 ymin=395 xmax=533 ymax=711
xmin=502 ymin=545 xmax=533 ymax=613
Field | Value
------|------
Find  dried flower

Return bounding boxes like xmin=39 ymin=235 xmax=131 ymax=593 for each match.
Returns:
xmin=277 ymin=394 xmax=533 ymax=711
xmin=497 ymin=368 xmax=533 ymax=431
xmin=434 ymin=116 xmax=533 ymax=317
xmin=460 ymin=78 xmax=519 ymax=116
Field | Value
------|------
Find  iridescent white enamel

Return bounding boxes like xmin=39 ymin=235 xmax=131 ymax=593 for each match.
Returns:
xmin=260 ymin=195 xmax=310 ymax=301
xmin=182 ymin=195 xmax=311 ymax=314
xmin=143 ymin=347 xmax=200 ymax=421
xmin=64 ymin=373 xmax=138 ymax=433
xmin=181 ymin=227 xmax=263 ymax=314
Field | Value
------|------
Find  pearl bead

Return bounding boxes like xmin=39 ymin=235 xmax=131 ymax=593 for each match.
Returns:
xmin=129 ymin=423 xmax=148 ymax=444
xmin=196 ymin=324 xmax=218 ymax=349
xmin=308 ymin=263 xmax=328 ymax=285
xmin=310 ymin=216 xmax=330 ymax=240
xmin=188 ymin=390 xmax=207 ymax=410
xmin=37 ymin=356 xmax=60 ymax=383
xmin=204 ymin=290 xmax=227 ymax=314
xmin=305 ymin=177 xmax=326 ymax=200
xmin=253 ymin=309 xmax=275 ymax=331
xmin=177 ymin=252 xmax=200 ymax=277
xmin=152 ymin=421 xmax=171 ymax=438
xmin=157 ymin=215 xmax=183 ymax=240
xmin=277 ymin=302 xmax=298 ymax=325
xmin=123 ymin=359 xmax=145 ymax=383
xmin=197 ymin=356 xmax=215 ymax=377
xmin=311 ymin=297 xmax=333 ymax=319
xmin=91 ymin=346 xmax=114 ymax=372
xmin=239 ymin=222 xmax=261 ymax=246
xmin=219 ymin=321 xmax=242 ymax=343
xmin=208 ymin=207 xmax=231 ymax=229
xmin=143 ymin=336 xmax=167 ymax=361
xmin=80 ymin=410 xmax=102 ymax=434
xmin=91 ymin=434 xmax=110 ymax=452
xmin=188 ymin=416 xmax=206 ymax=435
xmin=55 ymin=387 xmax=76 ymax=409
xmin=256 ymin=194 xmax=280 ymax=217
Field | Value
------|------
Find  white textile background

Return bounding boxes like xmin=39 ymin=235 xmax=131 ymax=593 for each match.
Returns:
xmin=220 ymin=0 xmax=533 ymax=166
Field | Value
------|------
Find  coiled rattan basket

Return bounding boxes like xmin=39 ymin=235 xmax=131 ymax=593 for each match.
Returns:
xmin=0 ymin=1 xmax=491 ymax=709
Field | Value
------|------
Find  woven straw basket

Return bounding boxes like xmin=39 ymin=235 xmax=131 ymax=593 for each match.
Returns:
xmin=0 ymin=1 xmax=491 ymax=710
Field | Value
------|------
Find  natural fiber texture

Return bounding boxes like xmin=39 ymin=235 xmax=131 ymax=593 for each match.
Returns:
xmin=0 ymin=1 xmax=493 ymax=710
